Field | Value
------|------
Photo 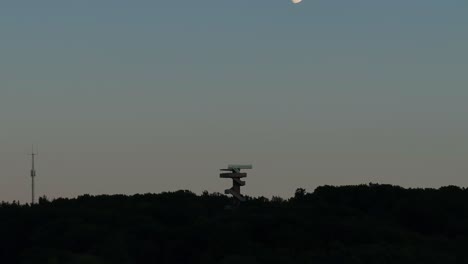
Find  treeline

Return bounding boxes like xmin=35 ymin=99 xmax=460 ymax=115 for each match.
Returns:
xmin=2 ymin=184 xmax=468 ymax=263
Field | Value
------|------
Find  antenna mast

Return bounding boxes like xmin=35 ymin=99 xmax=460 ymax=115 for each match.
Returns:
xmin=30 ymin=146 xmax=37 ymax=205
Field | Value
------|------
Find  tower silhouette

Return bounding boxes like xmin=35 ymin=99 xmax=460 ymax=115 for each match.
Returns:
xmin=220 ymin=165 xmax=252 ymax=203
xmin=30 ymin=146 xmax=37 ymax=205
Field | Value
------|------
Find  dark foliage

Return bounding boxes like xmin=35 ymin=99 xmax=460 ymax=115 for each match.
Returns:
xmin=2 ymin=184 xmax=468 ymax=263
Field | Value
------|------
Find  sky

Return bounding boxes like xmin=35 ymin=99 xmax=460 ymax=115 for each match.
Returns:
xmin=1 ymin=0 xmax=468 ymax=203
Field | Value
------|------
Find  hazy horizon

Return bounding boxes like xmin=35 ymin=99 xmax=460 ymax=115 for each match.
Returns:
xmin=1 ymin=1 xmax=468 ymax=203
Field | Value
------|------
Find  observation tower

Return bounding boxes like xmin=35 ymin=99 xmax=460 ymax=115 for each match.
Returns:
xmin=220 ymin=164 xmax=252 ymax=202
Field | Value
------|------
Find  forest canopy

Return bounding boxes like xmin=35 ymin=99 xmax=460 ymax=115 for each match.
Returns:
xmin=1 ymin=184 xmax=468 ymax=264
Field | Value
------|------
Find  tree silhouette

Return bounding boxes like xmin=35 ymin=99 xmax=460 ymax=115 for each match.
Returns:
xmin=1 ymin=184 xmax=468 ymax=263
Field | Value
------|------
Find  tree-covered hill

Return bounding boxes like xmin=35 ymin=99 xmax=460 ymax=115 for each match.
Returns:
xmin=2 ymin=184 xmax=468 ymax=264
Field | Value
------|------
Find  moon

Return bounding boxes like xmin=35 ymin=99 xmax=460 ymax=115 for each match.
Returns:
xmin=292 ymin=0 xmax=303 ymax=4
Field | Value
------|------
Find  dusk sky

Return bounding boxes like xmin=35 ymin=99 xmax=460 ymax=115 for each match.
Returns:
xmin=1 ymin=1 xmax=468 ymax=203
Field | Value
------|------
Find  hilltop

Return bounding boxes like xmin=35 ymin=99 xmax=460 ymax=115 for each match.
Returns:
xmin=2 ymin=184 xmax=468 ymax=264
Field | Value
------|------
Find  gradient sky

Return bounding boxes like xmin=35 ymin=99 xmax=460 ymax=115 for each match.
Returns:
xmin=1 ymin=0 xmax=468 ymax=203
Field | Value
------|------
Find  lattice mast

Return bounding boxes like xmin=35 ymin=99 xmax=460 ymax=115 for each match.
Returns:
xmin=30 ymin=146 xmax=37 ymax=205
